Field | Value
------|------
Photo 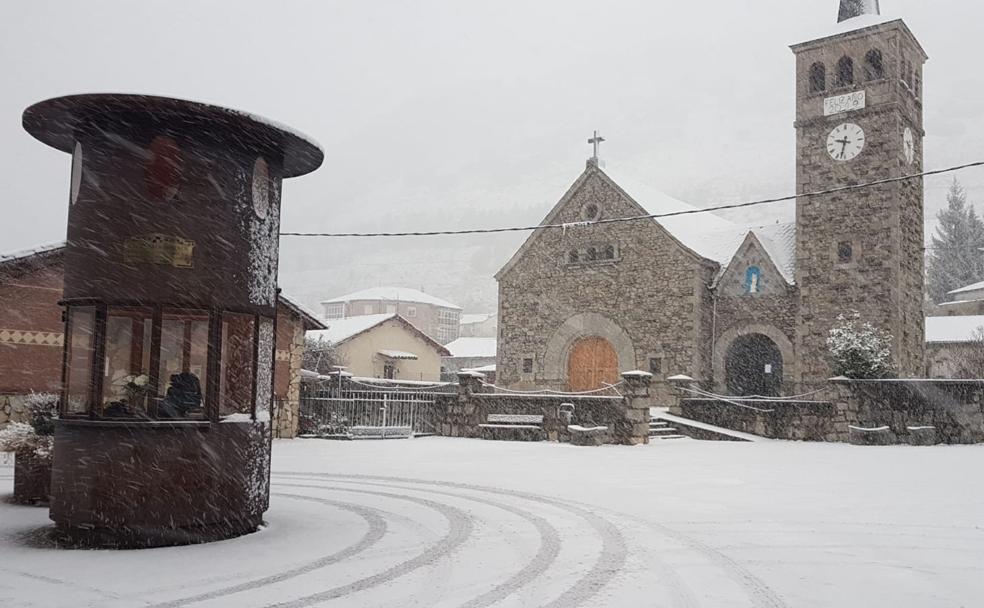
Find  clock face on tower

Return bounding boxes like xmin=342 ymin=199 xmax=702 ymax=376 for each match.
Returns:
xmin=903 ymin=127 xmax=915 ymax=164
xmin=826 ymin=123 xmax=865 ymax=162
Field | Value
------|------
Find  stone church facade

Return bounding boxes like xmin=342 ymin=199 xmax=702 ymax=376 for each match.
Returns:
xmin=497 ymin=7 xmax=927 ymax=403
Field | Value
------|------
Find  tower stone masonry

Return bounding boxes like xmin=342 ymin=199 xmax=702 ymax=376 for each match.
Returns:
xmin=791 ymin=18 xmax=927 ymax=385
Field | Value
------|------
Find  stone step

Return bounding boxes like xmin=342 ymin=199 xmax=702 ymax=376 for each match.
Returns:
xmin=654 ymin=434 xmax=687 ymax=440
xmin=650 ymin=427 xmax=679 ymax=433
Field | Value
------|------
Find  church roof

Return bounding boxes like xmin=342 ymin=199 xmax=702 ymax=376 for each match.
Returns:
xmin=601 ymin=168 xmax=796 ymax=285
xmin=495 ymin=162 xmax=796 ymax=287
xmin=321 ymin=286 xmax=461 ymax=310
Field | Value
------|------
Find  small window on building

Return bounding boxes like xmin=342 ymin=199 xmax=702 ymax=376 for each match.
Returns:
xmin=363 ymin=304 xmax=374 ymax=315
xmin=863 ymin=49 xmax=884 ymax=81
xmin=649 ymin=357 xmax=662 ymax=374
xmin=838 ymin=241 xmax=854 ymax=264
xmin=569 ymin=250 xmax=580 ymax=264
xmin=836 ymin=56 xmax=854 ymax=87
xmin=587 ymin=247 xmax=597 ymax=261
xmin=809 ymin=62 xmax=826 ymax=93
xmin=604 ymin=245 xmax=615 ymax=260
xmin=522 ymin=358 xmax=534 ymax=374
xmin=383 ymin=364 xmax=395 ymax=379
xmin=407 ymin=306 xmax=417 ymax=318
xmin=385 ymin=304 xmax=397 ymax=314
xmin=914 ymin=71 xmax=921 ymax=97
xmin=745 ymin=266 xmax=762 ymax=294
xmin=324 ymin=303 xmax=345 ymax=319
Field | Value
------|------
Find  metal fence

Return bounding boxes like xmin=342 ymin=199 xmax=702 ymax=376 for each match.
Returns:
xmin=299 ymin=378 xmax=451 ymax=439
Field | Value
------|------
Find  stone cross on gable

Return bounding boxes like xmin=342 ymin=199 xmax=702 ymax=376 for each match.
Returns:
xmin=588 ymin=130 xmax=605 ymax=161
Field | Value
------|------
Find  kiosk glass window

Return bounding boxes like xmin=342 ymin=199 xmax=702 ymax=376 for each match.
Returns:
xmin=65 ymin=306 xmax=96 ymax=414
xmin=159 ymin=309 xmax=209 ymax=419
xmin=101 ymin=307 xmax=153 ymax=416
xmin=219 ymin=312 xmax=256 ymax=418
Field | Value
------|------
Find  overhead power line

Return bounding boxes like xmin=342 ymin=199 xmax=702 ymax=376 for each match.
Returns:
xmin=280 ymin=160 xmax=984 ymax=239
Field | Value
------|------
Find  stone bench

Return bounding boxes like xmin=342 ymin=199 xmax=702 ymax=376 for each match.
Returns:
xmin=567 ymin=424 xmax=610 ymax=446
xmin=479 ymin=414 xmax=545 ymax=441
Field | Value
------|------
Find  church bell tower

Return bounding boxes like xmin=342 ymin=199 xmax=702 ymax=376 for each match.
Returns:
xmin=791 ymin=2 xmax=927 ymax=385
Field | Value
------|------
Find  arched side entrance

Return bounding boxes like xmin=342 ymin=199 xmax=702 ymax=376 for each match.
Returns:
xmin=724 ymin=333 xmax=783 ymax=396
xmin=567 ymin=336 xmax=619 ymax=392
xmin=713 ymin=324 xmax=793 ymax=397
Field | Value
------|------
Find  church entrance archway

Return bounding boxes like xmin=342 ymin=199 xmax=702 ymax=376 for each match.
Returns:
xmin=567 ymin=336 xmax=619 ymax=392
xmin=725 ymin=333 xmax=783 ymax=397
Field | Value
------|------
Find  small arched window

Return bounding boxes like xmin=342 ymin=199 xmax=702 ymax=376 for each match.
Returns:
xmin=914 ymin=70 xmax=921 ymax=97
xmin=587 ymin=247 xmax=597 ymax=261
xmin=809 ymin=63 xmax=826 ymax=93
xmin=745 ymin=266 xmax=762 ymax=294
xmin=836 ymin=56 xmax=854 ymax=87
xmin=569 ymin=250 xmax=579 ymax=264
xmin=863 ymin=49 xmax=884 ymax=81
xmin=604 ymin=245 xmax=615 ymax=260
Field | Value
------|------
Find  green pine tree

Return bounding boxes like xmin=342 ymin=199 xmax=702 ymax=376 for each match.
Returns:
xmin=927 ymin=179 xmax=984 ymax=303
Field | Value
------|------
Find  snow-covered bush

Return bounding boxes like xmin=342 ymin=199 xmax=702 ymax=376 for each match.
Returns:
xmin=0 ymin=422 xmax=53 ymax=458
xmin=24 ymin=392 xmax=58 ymax=436
xmin=826 ymin=312 xmax=895 ymax=379
xmin=0 ymin=392 xmax=58 ymax=459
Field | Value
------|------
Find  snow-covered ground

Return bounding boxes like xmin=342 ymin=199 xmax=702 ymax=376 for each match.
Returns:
xmin=2 ymin=438 xmax=983 ymax=607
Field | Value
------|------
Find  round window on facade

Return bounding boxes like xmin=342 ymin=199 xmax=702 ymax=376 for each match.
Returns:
xmin=582 ymin=203 xmax=601 ymax=221
xmin=70 ymin=141 xmax=83 ymax=204
xmin=252 ymin=157 xmax=270 ymax=219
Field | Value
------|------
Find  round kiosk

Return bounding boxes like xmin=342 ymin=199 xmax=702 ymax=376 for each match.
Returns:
xmin=22 ymin=94 xmax=323 ymax=547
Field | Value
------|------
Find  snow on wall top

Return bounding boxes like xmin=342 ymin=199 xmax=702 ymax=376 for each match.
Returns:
xmin=925 ymin=316 xmax=984 ymax=343
xmin=0 ymin=241 xmax=66 ymax=265
xmin=321 ymin=287 xmax=462 ymax=310
xmin=307 ymin=313 xmax=397 ymax=345
xmin=947 ymin=281 xmax=984 ymax=297
xmin=444 ymin=337 xmax=497 ymax=359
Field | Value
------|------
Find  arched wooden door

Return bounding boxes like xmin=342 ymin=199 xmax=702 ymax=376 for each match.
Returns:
xmin=567 ymin=336 xmax=619 ymax=392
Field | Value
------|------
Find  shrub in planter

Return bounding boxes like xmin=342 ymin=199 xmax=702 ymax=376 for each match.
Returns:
xmin=0 ymin=393 xmax=57 ymax=504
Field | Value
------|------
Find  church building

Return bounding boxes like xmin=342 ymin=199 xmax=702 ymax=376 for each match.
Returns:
xmin=496 ymin=1 xmax=927 ymax=402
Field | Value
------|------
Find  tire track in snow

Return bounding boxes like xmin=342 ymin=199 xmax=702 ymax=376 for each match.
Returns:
xmin=143 ymin=494 xmax=388 ymax=608
xmin=278 ymin=472 xmax=631 ymax=608
xmin=263 ymin=485 xmax=475 ymax=608
xmin=281 ymin=476 xmax=564 ymax=608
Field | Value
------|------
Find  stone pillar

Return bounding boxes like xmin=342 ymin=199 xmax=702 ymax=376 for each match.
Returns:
xmin=621 ymin=371 xmax=654 ymax=445
xmin=451 ymin=371 xmax=486 ymax=438
xmin=828 ymin=377 xmax=856 ymax=442
xmin=666 ymin=374 xmax=694 ymax=416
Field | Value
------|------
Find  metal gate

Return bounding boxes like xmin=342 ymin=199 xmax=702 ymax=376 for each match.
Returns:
xmin=300 ymin=382 xmax=446 ymax=439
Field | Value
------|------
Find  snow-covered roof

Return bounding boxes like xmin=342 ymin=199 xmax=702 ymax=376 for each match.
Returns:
xmin=444 ymin=337 xmax=497 ymax=359
xmin=0 ymin=241 xmax=65 ymax=266
xmin=460 ymin=313 xmax=494 ymax=326
xmin=321 ymin=287 xmax=461 ymax=310
xmin=464 ymin=363 xmax=496 ymax=373
xmin=925 ymin=316 xmax=984 ymax=343
xmin=308 ymin=314 xmax=396 ymax=344
xmin=600 ymin=168 xmax=795 ymax=283
xmin=278 ymin=292 xmax=328 ymax=330
xmin=377 ymin=350 xmax=418 ymax=360
xmin=947 ymin=281 xmax=984 ymax=297
xmin=601 ymin=167 xmax=735 ymax=260
xmin=496 ymin=163 xmax=793 ymax=287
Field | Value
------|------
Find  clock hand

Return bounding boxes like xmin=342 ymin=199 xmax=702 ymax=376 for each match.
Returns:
xmin=837 ymin=137 xmax=850 ymax=156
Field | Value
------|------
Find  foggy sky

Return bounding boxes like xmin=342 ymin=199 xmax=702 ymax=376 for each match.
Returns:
xmin=1 ymin=0 xmax=982 ymax=310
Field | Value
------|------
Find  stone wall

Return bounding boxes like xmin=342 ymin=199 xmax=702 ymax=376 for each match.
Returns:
xmin=830 ymin=379 xmax=984 ymax=444
xmin=445 ymin=371 xmax=653 ymax=445
xmin=0 ymin=394 xmax=31 ymax=427
xmin=679 ymin=398 xmax=837 ymax=441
